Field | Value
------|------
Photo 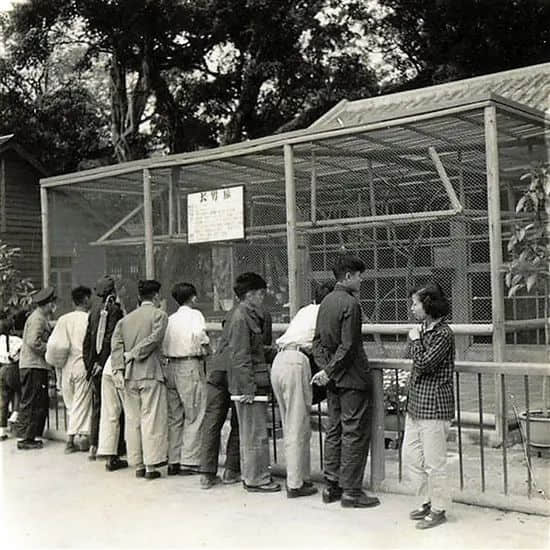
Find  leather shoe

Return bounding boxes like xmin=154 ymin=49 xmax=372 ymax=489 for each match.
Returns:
xmin=200 ymin=474 xmax=222 ymax=489
xmin=167 ymin=463 xmax=181 ymax=476
xmin=222 ymin=469 xmax=241 ymax=484
xmin=17 ymin=440 xmax=43 ymax=450
xmin=135 ymin=468 xmax=146 ymax=478
xmin=410 ymin=502 xmax=431 ymax=520
xmin=106 ymin=457 xmax=129 ymax=472
xmin=178 ymin=467 xmax=200 ymax=476
xmin=144 ymin=470 xmax=161 ymax=480
xmin=322 ymin=485 xmax=343 ymax=503
xmin=341 ymin=491 xmax=380 ymax=508
xmin=287 ymin=483 xmax=318 ymax=499
xmin=416 ymin=510 xmax=446 ymax=529
xmin=64 ymin=442 xmax=78 ymax=454
xmin=243 ymin=481 xmax=281 ymax=493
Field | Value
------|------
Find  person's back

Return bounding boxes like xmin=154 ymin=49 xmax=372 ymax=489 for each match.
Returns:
xmin=46 ymin=310 xmax=88 ymax=371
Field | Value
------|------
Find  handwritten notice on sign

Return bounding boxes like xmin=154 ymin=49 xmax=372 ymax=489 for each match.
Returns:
xmin=187 ymin=185 xmax=245 ymax=244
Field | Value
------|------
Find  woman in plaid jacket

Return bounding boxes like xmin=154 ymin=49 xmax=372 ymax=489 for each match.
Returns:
xmin=403 ymin=283 xmax=455 ymax=530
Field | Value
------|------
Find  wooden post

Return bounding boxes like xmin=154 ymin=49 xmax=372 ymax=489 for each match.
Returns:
xmin=484 ymin=104 xmax=506 ymax=443
xmin=143 ymin=168 xmax=155 ymax=279
xmin=284 ymin=144 xmax=300 ymax=318
xmin=370 ymin=367 xmax=386 ymax=490
xmin=168 ymin=167 xmax=179 ymax=236
xmin=311 ymin=151 xmax=317 ymax=225
xmin=40 ymin=186 xmax=50 ymax=287
xmin=0 ymin=158 xmax=6 ymax=233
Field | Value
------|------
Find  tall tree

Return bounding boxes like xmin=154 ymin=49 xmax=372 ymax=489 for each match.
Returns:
xmin=373 ymin=0 xmax=550 ymax=86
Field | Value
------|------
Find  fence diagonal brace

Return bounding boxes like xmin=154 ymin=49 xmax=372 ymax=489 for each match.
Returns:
xmin=428 ymin=146 xmax=464 ymax=213
xmin=96 ymin=202 xmax=144 ymax=244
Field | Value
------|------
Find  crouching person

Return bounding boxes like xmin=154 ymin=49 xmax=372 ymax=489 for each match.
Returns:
xmin=226 ymin=273 xmax=280 ymax=493
xmin=111 ymin=280 xmax=169 ymax=480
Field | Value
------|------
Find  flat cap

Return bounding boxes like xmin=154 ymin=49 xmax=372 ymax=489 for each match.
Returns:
xmin=32 ymin=286 xmax=56 ymax=305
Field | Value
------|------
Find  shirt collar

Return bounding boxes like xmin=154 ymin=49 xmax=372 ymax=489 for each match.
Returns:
xmin=334 ymin=282 xmax=356 ymax=296
xmin=141 ymin=301 xmax=154 ymax=307
xmin=423 ymin=317 xmax=444 ymax=333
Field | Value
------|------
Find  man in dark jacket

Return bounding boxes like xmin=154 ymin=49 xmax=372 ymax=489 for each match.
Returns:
xmin=83 ymin=276 xmax=124 ymax=461
xmin=199 ymin=283 xmax=275 ymax=491
xmin=312 ymin=254 xmax=380 ymax=508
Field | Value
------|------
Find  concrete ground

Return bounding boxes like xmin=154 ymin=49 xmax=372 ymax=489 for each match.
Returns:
xmin=1 ymin=439 xmax=549 ymax=550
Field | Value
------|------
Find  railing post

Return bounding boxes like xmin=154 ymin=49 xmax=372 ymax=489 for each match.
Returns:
xmin=40 ymin=186 xmax=50 ymax=287
xmin=370 ymin=367 xmax=385 ymax=490
xmin=284 ymin=144 xmax=300 ymax=318
xmin=484 ymin=104 xmax=506 ymax=444
xmin=143 ymin=168 xmax=155 ymax=279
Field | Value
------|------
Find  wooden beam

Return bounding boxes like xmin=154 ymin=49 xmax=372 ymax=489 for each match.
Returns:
xmin=484 ymin=104 xmax=506 ymax=444
xmin=40 ymin=186 xmax=50 ymax=287
xmin=169 ymin=167 xmax=179 ymax=237
xmin=143 ymin=168 xmax=155 ymax=279
xmin=284 ymin=144 xmax=300 ymax=318
xmin=310 ymin=151 xmax=317 ymax=224
xmin=428 ymin=146 xmax=464 ymax=212
xmin=96 ymin=203 xmax=144 ymax=244
xmin=0 ymin=158 xmax=5 ymax=233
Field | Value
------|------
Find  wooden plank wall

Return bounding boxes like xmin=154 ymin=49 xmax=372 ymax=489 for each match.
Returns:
xmin=1 ymin=151 xmax=42 ymax=286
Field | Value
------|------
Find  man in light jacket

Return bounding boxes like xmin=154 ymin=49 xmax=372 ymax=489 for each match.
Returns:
xmin=111 ymin=280 xmax=168 ymax=480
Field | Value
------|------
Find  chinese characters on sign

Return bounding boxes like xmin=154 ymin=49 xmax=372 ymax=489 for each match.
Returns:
xmin=187 ymin=185 xmax=245 ymax=244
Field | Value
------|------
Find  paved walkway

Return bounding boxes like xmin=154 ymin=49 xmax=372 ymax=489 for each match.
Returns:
xmin=1 ymin=440 xmax=548 ymax=550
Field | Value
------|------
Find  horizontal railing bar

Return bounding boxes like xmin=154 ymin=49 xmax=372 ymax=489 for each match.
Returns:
xmin=206 ymin=322 xmax=494 ymax=336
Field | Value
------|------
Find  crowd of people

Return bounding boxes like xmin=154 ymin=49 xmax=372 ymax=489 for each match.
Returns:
xmin=0 ymin=254 xmax=455 ymax=530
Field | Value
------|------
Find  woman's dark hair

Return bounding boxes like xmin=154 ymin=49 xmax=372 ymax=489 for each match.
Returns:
xmin=0 ymin=311 xmax=11 ymax=334
xmin=172 ymin=282 xmax=197 ymax=305
xmin=332 ymin=254 xmax=366 ymax=281
xmin=411 ymin=282 xmax=450 ymax=318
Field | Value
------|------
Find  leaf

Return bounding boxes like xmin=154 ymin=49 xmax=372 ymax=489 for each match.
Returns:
xmin=526 ymin=274 xmax=537 ymax=292
xmin=508 ymin=283 xmax=524 ymax=297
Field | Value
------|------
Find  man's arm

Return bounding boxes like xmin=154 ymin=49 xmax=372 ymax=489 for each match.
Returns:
xmin=229 ymin=316 xmax=256 ymax=396
xmin=323 ymin=303 xmax=358 ymax=379
xmin=110 ymin=319 xmax=125 ymax=373
xmin=125 ymin=309 xmax=168 ymax=362
xmin=26 ymin=314 xmax=49 ymax=356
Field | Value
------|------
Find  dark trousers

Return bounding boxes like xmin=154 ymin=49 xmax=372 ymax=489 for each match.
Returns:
xmin=17 ymin=368 xmax=49 ymax=441
xmin=199 ymin=372 xmax=240 ymax=475
xmin=0 ymin=365 xmax=20 ymax=427
xmin=90 ymin=374 xmax=102 ymax=447
xmin=324 ymin=386 xmax=371 ymax=491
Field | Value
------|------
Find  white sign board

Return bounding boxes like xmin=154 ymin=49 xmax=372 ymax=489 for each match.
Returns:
xmin=187 ymin=185 xmax=245 ymax=244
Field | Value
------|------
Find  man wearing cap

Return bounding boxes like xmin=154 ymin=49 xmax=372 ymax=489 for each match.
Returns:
xmin=83 ymin=275 xmax=125 ymax=462
xmin=16 ymin=286 xmax=56 ymax=450
xmin=111 ymin=280 xmax=169 ymax=480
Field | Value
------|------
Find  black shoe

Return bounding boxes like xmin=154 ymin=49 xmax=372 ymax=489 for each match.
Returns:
xmin=0 ymin=435 xmax=8 ymax=441
xmin=322 ymin=485 xmax=343 ymax=503
xmin=106 ymin=457 xmax=129 ymax=472
xmin=341 ymin=491 xmax=380 ymax=508
xmin=135 ymin=468 xmax=146 ymax=478
xmin=17 ymin=439 xmax=43 ymax=450
xmin=416 ymin=510 xmax=446 ymax=529
xmin=200 ymin=474 xmax=222 ymax=490
xmin=222 ymin=469 xmax=241 ymax=484
xmin=287 ymin=483 xmax=318 ymax=499
xmin=64 ymin=442 xmax=78 ymax=454
xmin=410 ymin=502 xmax=431 ymax=520
xmin=167 ymin=463 xmax=181 ymax=476
xmin=178 ymin=467 xmax=200 ymax=476
xmin=243 ymin=481 xmax=281 ymax=493
xmin=144 ymin=470 xmax=161 ymax=480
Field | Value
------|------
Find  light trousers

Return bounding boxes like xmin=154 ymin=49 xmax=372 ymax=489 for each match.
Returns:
xmin=98 ymin=372 xmax=125 ymax=456
xmin=234 ymin=401 xmax=271 ymax=487
xmin=271 ymin=350 xmax=312 ymax=489
xmin=61 ymin=364 xmax=92 ymax=436
xmin=403 ymin=414 xmax=451 ymax=511
xmin=124 ymin=379 xmax=168 ymax=467
xmin=163 ymin=358 xmax=206 ymax=466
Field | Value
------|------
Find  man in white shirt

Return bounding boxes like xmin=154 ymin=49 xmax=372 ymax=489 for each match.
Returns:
xmin=0 ymin=311 xmax=23 ymax=441
xmin=46 ymin=286 xmax=93 ymax=454
xmin=270 ymin=280 xmax=334 ymax=498
xmin=162 ymin=282 xmax=209 ymax=476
